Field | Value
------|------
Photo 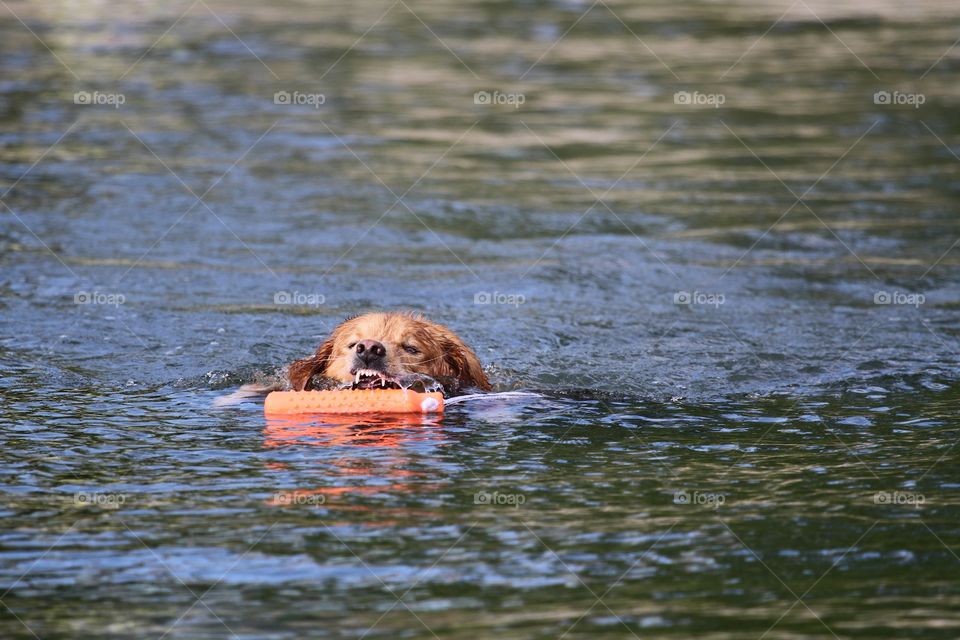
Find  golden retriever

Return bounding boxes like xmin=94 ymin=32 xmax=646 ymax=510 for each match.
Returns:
xmin=288 ymin=312 xmax=490 ymax=394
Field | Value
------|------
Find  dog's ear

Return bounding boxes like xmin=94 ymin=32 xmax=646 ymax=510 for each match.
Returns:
xmin=288 ymin=337 xmax=335 ymax=391
xmin=443 ymin=340 xmax=491 ymax=391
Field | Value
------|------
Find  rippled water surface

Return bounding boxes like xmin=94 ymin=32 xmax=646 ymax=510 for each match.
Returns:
xmin=2 ymin=0 xmax=960 ymax=637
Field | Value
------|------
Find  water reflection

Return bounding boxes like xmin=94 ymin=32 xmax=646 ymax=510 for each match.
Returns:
xmin=264 ymin=414 xmax=448 ymax=510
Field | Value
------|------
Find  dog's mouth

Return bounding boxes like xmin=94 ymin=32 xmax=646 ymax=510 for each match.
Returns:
xmin=350 ymin=368 xmax=402 ymax=390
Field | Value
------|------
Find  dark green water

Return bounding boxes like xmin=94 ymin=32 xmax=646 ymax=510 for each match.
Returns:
xmin=1 ymin=0 xmax=959 ymax=637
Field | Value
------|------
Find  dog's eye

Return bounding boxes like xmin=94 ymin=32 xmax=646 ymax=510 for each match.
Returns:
xmin=347 ymin=342 xmax=357 ymax=349
xmin=402 ymin=344 xmax=420 ymax=355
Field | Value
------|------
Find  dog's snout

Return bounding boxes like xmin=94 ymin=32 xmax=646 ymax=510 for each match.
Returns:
xmin=355 ymin=339 xmax=386 ymax=364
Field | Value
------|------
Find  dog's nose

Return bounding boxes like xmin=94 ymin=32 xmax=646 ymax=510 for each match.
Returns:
xmin=355 ymin=339 xmax=386 ymax=364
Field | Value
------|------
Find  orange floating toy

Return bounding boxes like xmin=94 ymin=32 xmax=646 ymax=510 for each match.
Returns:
xmin=264 ymin=389 xmax=444 ymax=416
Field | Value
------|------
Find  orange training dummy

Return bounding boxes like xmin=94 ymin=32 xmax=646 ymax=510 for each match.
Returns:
xmin=264 ymin=388 xmax=444 ymax=415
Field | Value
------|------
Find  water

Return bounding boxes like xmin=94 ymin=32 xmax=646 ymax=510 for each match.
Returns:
xmin=2 ymin=0 xmax=959 ymax=637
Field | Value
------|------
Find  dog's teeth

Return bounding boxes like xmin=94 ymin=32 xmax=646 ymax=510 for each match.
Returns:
xmin=354 ymin=371 xmax=361 ymax=384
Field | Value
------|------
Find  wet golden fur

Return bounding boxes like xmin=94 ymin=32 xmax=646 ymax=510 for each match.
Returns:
xmin=288 ymin=312 xmax=491 ymax=393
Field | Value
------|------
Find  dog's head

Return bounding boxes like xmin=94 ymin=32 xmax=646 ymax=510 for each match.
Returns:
xmin=288 ymin=312 xmax=491 ymax=393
